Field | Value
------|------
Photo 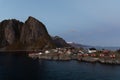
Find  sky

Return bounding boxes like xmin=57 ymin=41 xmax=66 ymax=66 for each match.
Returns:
xmin=0 ymin=0 xmax=120 ymax=47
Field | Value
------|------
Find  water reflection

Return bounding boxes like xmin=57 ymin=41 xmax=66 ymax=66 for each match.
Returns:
xmin=0 ymin=54 xmax=120 ymax=80
xmin=0 ymin=54 xmax=40 ymax=80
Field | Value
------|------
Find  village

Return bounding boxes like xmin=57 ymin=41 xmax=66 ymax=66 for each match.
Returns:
xmin=28 ymin=47 xmax=120 ymax=64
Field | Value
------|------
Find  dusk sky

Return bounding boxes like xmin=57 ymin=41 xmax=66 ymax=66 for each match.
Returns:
xmin=0 ymin=0 xmax=120 ymax=47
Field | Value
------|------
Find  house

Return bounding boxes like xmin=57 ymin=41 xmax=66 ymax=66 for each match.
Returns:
xmin=66 ymin=50 xmax=72 ymax=54
xmin=88 ymin=48 xmax=97 ymax=53
xmin=38 ymin=52 xmax=43 ymax=55
xmin=78 ymin=50 xmax=84 ymax=54
xmin=45 ymin=50 xmax=50 ymax=54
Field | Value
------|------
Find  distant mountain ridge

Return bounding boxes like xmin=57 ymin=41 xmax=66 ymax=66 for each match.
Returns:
xmin=68 ymin=42 xmax=120 ymax=51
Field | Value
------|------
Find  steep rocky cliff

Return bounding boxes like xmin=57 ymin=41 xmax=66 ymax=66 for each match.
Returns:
xmin=0 ymin=16 xmax=55 ymax=51
xmin=0 ymin=19 xmax=23 ymax=48
xmin=20 ymin=16 xmax=55 ymax=50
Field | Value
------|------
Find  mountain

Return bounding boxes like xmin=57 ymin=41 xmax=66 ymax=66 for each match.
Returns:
xmin=0 ymin=19 xmax=23 ymax=48
xmin=68 ymin=42 xmax=120 ymax=51
xmin=67 ymin=42 xmax=93 ymax=48
xmin=67 ymin=42 xmax=83 ymax=48
xmin=0 ymin=16 xmax=55 ymax=51
xmin=52 ymin=36 xmax=71 ymax=48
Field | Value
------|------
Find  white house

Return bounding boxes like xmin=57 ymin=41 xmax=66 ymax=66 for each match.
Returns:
xmin=78 ymin=50 xmax=84 ymax=54
xmin=66 ymin=50 xmax=72 ymax=54
xmin=88 ymin=48 xmax=97 ymax=53
xmin=38 ymin=52 xmax=43 ymax=55
xmin=45 ymin=50 xmax=50 ymax=54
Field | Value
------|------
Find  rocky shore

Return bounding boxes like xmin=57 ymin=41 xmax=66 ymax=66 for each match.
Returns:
xmin=28 ymin=48 xmax=120 ymax=65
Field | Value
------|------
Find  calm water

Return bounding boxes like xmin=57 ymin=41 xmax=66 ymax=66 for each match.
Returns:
xmin=0 ymin=54 xmax=120 ymax=80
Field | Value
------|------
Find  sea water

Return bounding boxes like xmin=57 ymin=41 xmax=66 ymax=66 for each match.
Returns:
xmin=0 ymin=54 xmax=120 ymax=80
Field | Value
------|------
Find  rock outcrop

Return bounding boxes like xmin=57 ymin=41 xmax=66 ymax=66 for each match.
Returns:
xmin=0 ymin=19 xmax=23 ymax=48
xmin=0 ymin=16 xmax=55 ymax=51
xmin=20 ymin=16 xmax=55 ymax=50
xmin=52 ymin=36 xmax=71 ymax=48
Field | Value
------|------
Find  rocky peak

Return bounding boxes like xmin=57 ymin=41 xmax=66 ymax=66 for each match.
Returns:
xmin=20 ymin=16 xmax=51 ymax=45
xmin=19 ymin=16 xmax=55 ymax=50
xmin=0 ymin=19 xmax=23 ymax=47
xmin=26 ymin=16 xmax=38 ymax=23
xmin=0 ymin=16 xmax=55 ymax=50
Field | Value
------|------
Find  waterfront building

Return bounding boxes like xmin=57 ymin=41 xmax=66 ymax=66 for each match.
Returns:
xmin=88 ymin=48 xmax=97 ymax=53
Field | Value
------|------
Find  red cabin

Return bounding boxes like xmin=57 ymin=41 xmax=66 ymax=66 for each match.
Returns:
xmin=90 ymin=53 xmax=96 ymax=57
xmin=99 ymin=54 xmax=104 ymax=57
xmin=109 ymin=54 xmax=116 ymax=58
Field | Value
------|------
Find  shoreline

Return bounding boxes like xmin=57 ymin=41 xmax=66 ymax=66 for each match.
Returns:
xmin=28 ymin=53 xmax=120 ymax=65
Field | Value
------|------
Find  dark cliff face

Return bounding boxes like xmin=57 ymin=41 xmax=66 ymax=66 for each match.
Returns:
xmin=0 ymin=19 xmax=23 ymax=48
xmin=20 ymin=16 xmax=49 ymax=44
xmin=0 ymin=16 xmax=55 ymax=50
xmin=20 ymin=16 xmax=55 ymax=50
xmin=52 ymin=36 xmax=71 ymax=48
